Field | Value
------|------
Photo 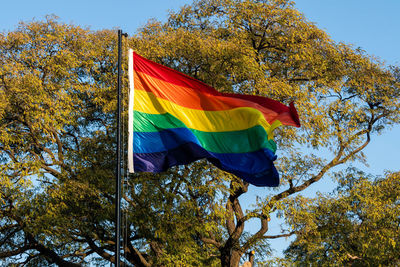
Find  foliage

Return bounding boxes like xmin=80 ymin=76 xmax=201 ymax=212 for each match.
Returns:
xmin=284 ymin=170 xmax=400 ymax=266
xmin=0 ymin=15 xmax=118 ymax=266
xmin=1 ymin=0 xmax=400 ymax=266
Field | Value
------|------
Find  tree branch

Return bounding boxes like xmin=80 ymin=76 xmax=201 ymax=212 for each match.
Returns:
xmin=200 ymin=236 xmax=222 ymax=249
xmin=26 ymin=233 xmax=81 ymax=267
xmin=263 ymin=231 xmax=296 ymax=239
xmin=85 ymin=235 xmax=116 ymax=265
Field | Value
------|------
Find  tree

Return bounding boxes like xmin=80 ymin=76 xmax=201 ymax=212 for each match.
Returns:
xmin=283 ymin=170 xmax=400 ymax=266
xmin=132 ymin=0 xmax=400 ymax=265
xmin=0 ymin=16 xmax=119 ymax=266
xmin=1 ymin=0 xmax=400 ymax=266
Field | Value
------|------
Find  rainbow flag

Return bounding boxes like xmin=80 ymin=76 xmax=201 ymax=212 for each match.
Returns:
xmin=128 ymin=50 xmax=300 ymax=187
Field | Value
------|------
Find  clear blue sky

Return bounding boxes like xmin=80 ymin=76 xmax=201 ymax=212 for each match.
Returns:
xmin=2 ymin=0 xmax=399 ymax=260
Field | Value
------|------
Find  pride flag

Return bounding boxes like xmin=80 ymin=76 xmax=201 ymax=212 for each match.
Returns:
xmin=128 ymin=50 xmax=300 ymax=187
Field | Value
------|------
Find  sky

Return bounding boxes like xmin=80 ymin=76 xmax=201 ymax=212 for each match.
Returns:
xmin=1 ymin=0 xmax=399 ymax=260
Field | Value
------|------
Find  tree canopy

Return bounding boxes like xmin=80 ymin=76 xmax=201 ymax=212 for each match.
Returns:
xmin=284 ymin=170 xmax=400 ymax=266
xmin=1 ymin=0 xmax=399 ymax=266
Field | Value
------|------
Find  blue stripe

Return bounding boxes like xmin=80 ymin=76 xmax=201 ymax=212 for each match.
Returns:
xmin=133 ymin=128 xmax=200 ymax=153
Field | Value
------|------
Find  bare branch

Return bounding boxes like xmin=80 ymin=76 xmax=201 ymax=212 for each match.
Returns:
xmin=263 ymin=231 xmax=296 ymax=239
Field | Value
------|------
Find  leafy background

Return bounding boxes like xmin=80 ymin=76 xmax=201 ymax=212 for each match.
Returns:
xmin=1 ymin=0 xmax=399 ymax=259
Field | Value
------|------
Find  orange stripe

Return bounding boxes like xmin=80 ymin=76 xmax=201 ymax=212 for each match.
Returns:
xmin=134 ymin=70 xmax=295 ymax=125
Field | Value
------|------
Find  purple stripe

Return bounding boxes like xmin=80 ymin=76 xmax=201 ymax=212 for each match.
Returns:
xmin=133 ymin=142 xmax=279 ymax=187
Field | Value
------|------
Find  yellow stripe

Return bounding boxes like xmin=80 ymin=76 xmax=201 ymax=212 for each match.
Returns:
xmin=134 ymin=90 xmax=282 ymax=139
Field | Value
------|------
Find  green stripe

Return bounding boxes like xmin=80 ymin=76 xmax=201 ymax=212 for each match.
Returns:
xmin=134 ymin=111 xmax=277 ymax=154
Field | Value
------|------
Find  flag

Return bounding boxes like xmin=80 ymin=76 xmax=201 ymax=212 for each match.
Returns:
xmin=128 ymin=50 xmax=300 ymax=187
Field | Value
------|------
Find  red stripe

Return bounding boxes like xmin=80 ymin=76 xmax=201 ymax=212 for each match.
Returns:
xmin=133 ymin=52 xmax=300 ymax=127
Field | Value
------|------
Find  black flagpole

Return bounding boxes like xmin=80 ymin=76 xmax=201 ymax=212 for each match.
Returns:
xmin=116 ymin=29 xmax=127 ymax=266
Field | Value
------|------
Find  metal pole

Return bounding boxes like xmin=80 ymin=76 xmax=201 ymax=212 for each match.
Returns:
xmin=115 ymin=29 xmax=127 ymax=267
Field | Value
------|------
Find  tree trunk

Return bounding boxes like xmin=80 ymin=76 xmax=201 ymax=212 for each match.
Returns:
xmin=220 ymin=249 xmax=243 ymax=267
